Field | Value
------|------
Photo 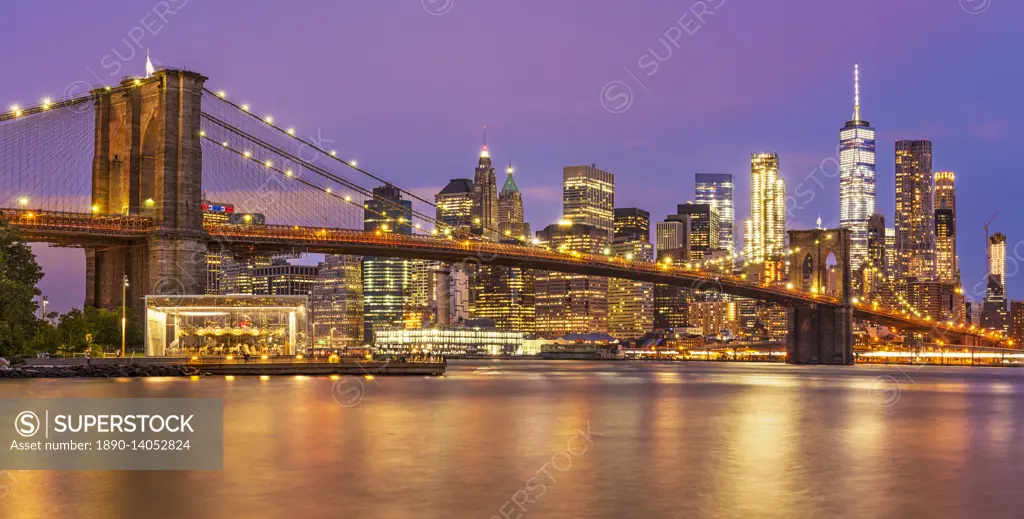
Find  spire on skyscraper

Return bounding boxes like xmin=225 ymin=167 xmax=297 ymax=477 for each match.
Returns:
xmin=501 ymin=159 xmax=519 ymax=195
xmin=480 ymin=126 xmax=489 ymax=158
xmin=853 ymin=63 xmax=861 ymax=122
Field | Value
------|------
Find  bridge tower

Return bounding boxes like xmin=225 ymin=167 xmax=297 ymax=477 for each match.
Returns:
xmin=785 ymin=227 xmax=854 ymax=364
xmin=85 ymin=69 xmax=208 ymax=315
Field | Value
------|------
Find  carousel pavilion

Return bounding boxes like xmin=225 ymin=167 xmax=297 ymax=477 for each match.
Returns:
xmin=145 ymin=295 xmax=309 ymax=357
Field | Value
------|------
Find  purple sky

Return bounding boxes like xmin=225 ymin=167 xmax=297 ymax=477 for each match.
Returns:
xmin=2 ymin=0 xmax=1021 ymax=312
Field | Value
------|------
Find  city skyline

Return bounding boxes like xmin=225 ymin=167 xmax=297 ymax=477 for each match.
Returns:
xmin=7 ymin=0 xmax=1021 ymax=311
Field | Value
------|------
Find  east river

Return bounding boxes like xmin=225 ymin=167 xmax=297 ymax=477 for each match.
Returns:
xmin=1 ymin=361 xmax=1023 ymax=518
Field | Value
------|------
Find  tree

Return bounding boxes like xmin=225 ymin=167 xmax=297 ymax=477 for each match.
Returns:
xmin=0 ymin=221 xmax=42 ymax=357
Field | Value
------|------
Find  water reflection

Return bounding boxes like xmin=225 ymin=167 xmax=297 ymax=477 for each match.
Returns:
xmin=1 ymin=362 xmax=1023 ymax=518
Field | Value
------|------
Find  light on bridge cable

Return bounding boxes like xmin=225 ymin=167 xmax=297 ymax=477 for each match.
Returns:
xmin=241 ymin=104 xmax=250 ymax=112
xmin=264 ymin=115 xmax=274 ymax=124
xmin=216 ymin=90 xmax=226 ymax=98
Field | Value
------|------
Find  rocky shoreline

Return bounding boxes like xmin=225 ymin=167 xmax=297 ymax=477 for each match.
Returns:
xmin=0 ymin=364 xmax=205 ymax=379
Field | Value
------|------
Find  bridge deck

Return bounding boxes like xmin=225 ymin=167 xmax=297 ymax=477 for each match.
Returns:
xmin=0 ymin=208 xmax=993 ymax=343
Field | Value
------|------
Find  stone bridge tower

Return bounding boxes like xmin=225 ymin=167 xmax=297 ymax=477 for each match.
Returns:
xmin=85 ymin=69 xmax=208 ymax=316
xmin=785 ymin=227 xmax=854 ymax=364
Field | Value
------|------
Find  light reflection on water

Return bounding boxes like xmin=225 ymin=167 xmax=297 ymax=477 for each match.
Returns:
xmin=1 ymin=361 xmax=1023 ymax=519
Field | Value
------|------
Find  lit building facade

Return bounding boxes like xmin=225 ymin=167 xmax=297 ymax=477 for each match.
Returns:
xmin=608 ymin=239 xmax=654 ymax=340
xmin=695 ymin=173 xmax=735 ymax=252
xmin=311 ymin=254 xmax=363 ymax=350
xmin=894 ymin=140 xmax=935 ymax=282
xmin=407 ymin=259 xmax=439 ymax=329
xmin=253 ymin=261 xmax=319 ymax=296
xmin=202 ymin=201 xmax=235 ymax=294
xmin=472 ymin=144 xmax=499 ymax=238
xmin=614 ymin=207 xmax=650 ymax=243
xmin=671 ymin=203 xmax=720 ymax=262
xmin=839 ymin=64 xmax=876 ymax=272
xmin=885 ymin=227 xmax=896 ymax=278
xmin=471 ymin=263 xmax=535 ymax=333
xmin=1010 ymin=301 xmax=1024 ymax=348
xmin=373 ymin=324 xmax=523 ymax=356
xmin=934 ymin=171 xmax=958 ymax=284
xmin=534 ymin=222 xmax=610 ymax=336
xmin=220 ymin=255 xmax=274 ymax=295
xmin=745 ymin=153 xmax=786 ymax=264
xmin=864 ymin=212 xmax=887 ymax=294
xmin=436 ymin=178 xmax=475 ymax=232
xmin=362 ymin=184 xmax=413 ymax=341
xmin=656 ymin=220 xmax=686 ymax=252
xmin=689 ymin=300 xmax=738 ymax=337
xmin=498 ymin=162 xmax=531 ymax=241
xmin=984 ymin=232 xmax=1008 ymax=333
xmin=563 ymin=165 xmax=615 ymax=234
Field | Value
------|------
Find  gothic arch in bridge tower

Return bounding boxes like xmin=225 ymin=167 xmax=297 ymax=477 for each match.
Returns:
xmin=140 ymin=106 xmax=161 ymax=210
xmin=786 ymin=228 xmax=852 ymax=302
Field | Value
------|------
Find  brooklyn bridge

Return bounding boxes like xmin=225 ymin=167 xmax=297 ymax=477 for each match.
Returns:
xmin=0 ymin=68 xmax=1001 ymax=363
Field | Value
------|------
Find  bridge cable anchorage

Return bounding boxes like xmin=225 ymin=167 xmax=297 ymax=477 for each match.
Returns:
xmin=198 ymin=108 xmax=532 ymax=245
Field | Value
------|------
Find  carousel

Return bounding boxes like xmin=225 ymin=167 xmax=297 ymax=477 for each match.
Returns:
xmin=145 ymin=295 xmax=309 ymax=357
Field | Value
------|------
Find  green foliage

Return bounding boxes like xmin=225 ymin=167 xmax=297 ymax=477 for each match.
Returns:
xmin=0 ymin=221 xmax=43 ymax=357
xmin=0 ymin=220 xmax=145 ymax=357
xmin=31 ymin=308 xmax=144 ymax=356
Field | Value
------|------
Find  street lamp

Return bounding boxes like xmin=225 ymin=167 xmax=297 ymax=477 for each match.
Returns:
xmin=122 ymin=275 xmax=129 ymax=358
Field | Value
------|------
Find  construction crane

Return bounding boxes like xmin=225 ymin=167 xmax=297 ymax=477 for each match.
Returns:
xmin=984 ymin=209 xmax=1001 ymax=277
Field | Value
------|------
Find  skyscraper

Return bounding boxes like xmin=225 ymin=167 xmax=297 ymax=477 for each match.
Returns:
xmin=534 ymin=222 xmax=610 ymax=336
xmin=253 ymin=261 xmax=319 ymax=296
xmin=407 ymin=259 xmax=438 ymax=329
xmin=311 ymin=254 xmax=363 ymax=350
xmin=436 ymin=178 xmax=475 ymax=232
xmin=839 ymin=64 xmax=877 ymax=272
xmin=435 ymin=180 xmax=474 ymax=323
xmin=614 ymin=208 xmax=650 ymax=243
xmin=867 ymin=213 xmax=886 ymax=273
xmin=609 ymin=208 xmax=654 ymax=339
xmin=608 ymin=240 xmax=654 ymax=340
xmin=563 ymin=164 xmax=615 ymax=234
xmin=654 ymin=220 xmax=689 ymax=331
xmin=656 ymin=220 xmax=686 ymax=252
xmin=671 ymin=203 xmax=720 ymax=262
xmin=472 ymin=140 xmax=499 ymax=238
xmin=864 ymin=212 xmax=887 ymax=296
xmin=934 ymin=171 xmax=958 ymax=284
xmin=884 ymin=227 xmax=896 ymax=278
xmin=695 ymin=173 xmax=735 ymax=252
xmin=498 ymin=161 xmax=531 ymax=241
xmin=363 ymin=184 xmax=412 ymax=341
xmin=474 ymin=161 xmax=535 ymax=332
xmin=894 ymin=140 xmax=935 ymax=282
xmin=1010 ymin=301 xmax=1024 ymax=348
xmin=745 ymin=153 xmax=786 ymax=264
xmin=983 ymin=233 xmax=1008 ymax=333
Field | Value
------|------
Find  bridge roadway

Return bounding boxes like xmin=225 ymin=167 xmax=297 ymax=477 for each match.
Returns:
xmin=1 ymin=209 xmax=993 ymax=343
